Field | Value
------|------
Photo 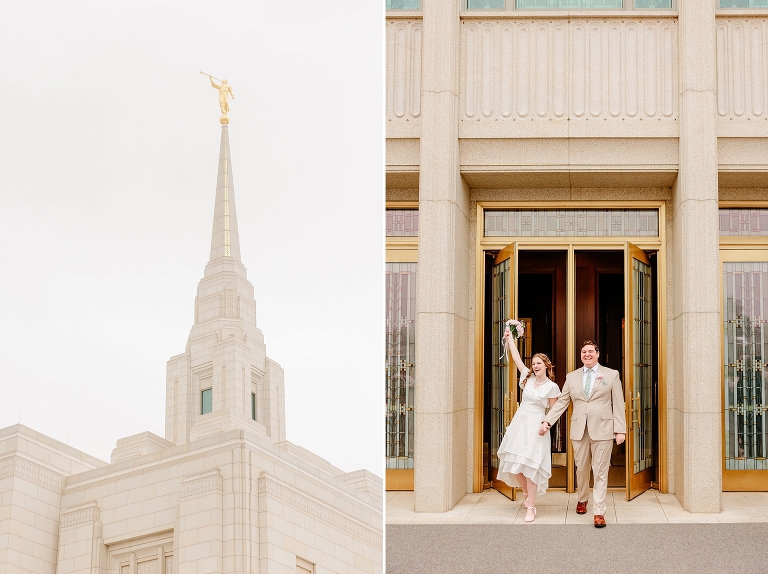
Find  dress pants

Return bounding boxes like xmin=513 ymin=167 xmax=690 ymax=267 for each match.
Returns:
xmin=572 ymin=425 xmax=613 ymax=516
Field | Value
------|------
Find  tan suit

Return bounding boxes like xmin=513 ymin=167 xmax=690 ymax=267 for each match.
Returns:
xmin=544 ymin=364 xmax=626 ymax=516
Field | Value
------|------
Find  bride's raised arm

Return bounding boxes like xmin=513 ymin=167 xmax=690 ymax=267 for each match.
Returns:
xmin=505 ymin=330 xmax=528 ymax=374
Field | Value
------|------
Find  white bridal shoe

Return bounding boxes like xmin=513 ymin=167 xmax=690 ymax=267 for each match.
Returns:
xmin=525 ymin=507 xmax=536 ymax=522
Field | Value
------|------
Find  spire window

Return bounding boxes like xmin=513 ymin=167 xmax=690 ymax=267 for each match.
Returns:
xmin=201 ymin=388 xmax=212 ymax=415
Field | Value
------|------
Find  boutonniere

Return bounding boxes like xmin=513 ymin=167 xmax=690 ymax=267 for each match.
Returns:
xmin=595 ymin=373 xmax=606 ymax=386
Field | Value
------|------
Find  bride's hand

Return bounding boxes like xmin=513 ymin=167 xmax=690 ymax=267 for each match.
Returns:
xmin=538 ymin=422 xmax=549 ymax=436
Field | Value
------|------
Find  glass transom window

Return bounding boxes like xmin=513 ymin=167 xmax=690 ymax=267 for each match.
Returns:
xmin=387 ymin=0 xmax=420 ymax=8
xmin=467 ymin=0 xmax=672 ymax=8
xmin=720 ymin=209 xmax=768 ymax=236
xmin=386 ymin=209 xmax=419 ymax=237
xmin=720 ymin=0 xmax=768 ymax=7
xmin=484 ymin=209 xmax=659 ymax=237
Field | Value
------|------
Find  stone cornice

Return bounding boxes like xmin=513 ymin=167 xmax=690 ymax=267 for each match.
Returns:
xmin=190 ymin=333 xmax=219 ymax=348
xmin=191 ymin=360 xmax=214 ymax=372
xmin=59 ymin=435 xmax=242 ymax=492
xmin=180 ymin=469 xmax=222 ymax=497
xmin=197 ymin=293 xmax=222 ymax=305
xmin=198 ymin=272 xmax=252 ymax=290
xmin=61 ymin=502 xmax=100 ymax=528
xmin=213 ymin=337 xmax=252 ymax=354
xmin=0 ymin=455 xmax=64 ymax=494
xmin=258 ymin=473 xmax=382 ymax=549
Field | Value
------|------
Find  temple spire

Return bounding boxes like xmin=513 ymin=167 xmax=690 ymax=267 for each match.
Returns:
xmin=209 ymin=125 xmax=241 ymax=262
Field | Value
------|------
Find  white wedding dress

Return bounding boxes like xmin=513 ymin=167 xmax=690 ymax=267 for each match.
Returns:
xmin=496 ymin=367 xmax=561 ymax=496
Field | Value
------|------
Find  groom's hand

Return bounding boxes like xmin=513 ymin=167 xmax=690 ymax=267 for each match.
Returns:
xmin=615 ymin=433 xmax=625 ymax=445
xmin=538 ymin=422 xmax=550 ymax=436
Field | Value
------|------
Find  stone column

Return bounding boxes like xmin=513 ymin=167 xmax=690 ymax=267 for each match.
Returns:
xmin=414 ymin=0 xmax=471 ymax=512
xmin=672 ymin=0 xmax=722 ymax=512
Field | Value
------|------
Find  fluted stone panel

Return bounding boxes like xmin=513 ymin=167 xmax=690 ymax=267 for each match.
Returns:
xmin=387 ymin=19 xmax=423 ymax=135
xmin=460 ymin=17 xmax=678 ymax=137
xmin=717 ymin=17 xmax=768 ymax=134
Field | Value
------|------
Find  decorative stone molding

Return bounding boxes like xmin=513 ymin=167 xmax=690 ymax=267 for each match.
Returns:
xmin=61 ymin=502 xmax=100 ymax=528
xmin=191 ymin=360 xmax=213 ymax=372
xmin=136 ymin=560 xmax=154 ymax=574
xmin=213 ymin=337 xmax=251 ymax=354
xmin=199 ymin=272 xmax=247 ymax=289
xmin=180 ymin=469 xmax=222 ymax=497
xmin=122 ymin=560 xmax=166 ymax=574
xmin=459 ymin=18 xmax=678 ymax=131
xmin=258 ymin=473 xmax=382 ymax=549
xmin=386 ymin=19 xmax=423 ymax=124
xmin=190 ymin=333 xmax=219 ymax=349
xmin=717 ymin=17 xmax=768 ymax=120
xmin=0 ymin=455 xmax=64 ymax=494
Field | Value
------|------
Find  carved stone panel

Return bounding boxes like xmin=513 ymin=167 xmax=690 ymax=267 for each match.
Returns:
xmin=717 ymin=17 xmax=768 ymax=134
xmin=387 ymin=19 xmax=423 ymax=135
xmin=460 ymin=18 xmax=678 ymax=137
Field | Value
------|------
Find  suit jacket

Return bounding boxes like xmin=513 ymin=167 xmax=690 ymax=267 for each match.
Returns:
xmin=544 ymin=365 xmax=627 ymax=441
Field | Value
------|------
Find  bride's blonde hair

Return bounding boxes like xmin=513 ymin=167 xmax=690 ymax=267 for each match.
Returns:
xmin=522 ymin=353 xmax=555 ymax=387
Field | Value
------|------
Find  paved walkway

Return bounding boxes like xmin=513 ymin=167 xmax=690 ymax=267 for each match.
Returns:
xmin=387 ymin=489 xmax=768 ymax=524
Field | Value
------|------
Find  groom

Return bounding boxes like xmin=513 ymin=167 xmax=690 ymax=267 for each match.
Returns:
xmin=538 ymin=341 xmax=626 ymax=528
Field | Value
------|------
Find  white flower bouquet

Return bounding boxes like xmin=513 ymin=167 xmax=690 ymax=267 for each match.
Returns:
xmin=504 ymin=319 xmax=525 ymax=340
xmin=500 ymin=319 xmax=525 ymax=360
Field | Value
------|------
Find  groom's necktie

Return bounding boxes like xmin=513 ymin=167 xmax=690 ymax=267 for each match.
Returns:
xmin=585 ymin=369 xmax=594 ymax=398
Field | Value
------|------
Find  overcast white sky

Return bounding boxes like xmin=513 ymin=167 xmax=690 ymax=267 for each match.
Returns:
xmin=0 ymin=2 xmax=383 ymax=475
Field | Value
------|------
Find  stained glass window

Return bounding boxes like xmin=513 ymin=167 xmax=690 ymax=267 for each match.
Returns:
xmin=719 ymin=209 xmax=768 ymax=236
xmin=490 ymin=257 xmax=510 ymax=474
xmin=386 ymin=262 xmax=417 ymax=470
xmin=386 ymin=209 xmax=419 ymax=237
xmin=632 ymin=257 xmax=654 ymax=474
xmin=723 ymin=262 xmax=768 ymax=470
xmin=484 ymin=209 xmax=659 ymax=237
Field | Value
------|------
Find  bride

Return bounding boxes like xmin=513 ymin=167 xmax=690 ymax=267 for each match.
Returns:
xmin=496 ymin=330 xmax=560 ymax=523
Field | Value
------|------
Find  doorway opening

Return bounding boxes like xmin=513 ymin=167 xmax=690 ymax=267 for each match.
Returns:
xmin=482 ymin=247 xmax=659 ymax=499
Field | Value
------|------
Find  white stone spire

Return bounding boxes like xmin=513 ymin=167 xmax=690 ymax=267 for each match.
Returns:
xmin=164 ymin=125 xmax=286 ymax=446
xmin=209 ymin=125 xmax=241 ymax=262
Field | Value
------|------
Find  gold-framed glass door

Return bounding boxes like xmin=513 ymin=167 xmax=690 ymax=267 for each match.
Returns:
xmin=721 ymin=249 xmax=768 ymax=490
xmin=625 ymin=242 xmax=654 ymax=499
xmin=474 ymin=203 xmax=667 ymax=495
xmin=490 ymin=243 xmax=516 ymax=499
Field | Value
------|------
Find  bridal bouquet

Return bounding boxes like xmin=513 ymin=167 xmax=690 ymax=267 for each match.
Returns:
xmin=500 ymin=319 xmax=525 ymax=360
xmin=504 ymin=319 xmax=525 ymax=340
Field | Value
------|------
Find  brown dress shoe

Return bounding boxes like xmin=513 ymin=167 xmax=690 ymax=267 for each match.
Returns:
xmin=594 ymin=514 xmax=606 ymax=528
xmin=576 ymin=501 xmax=588 ymax=514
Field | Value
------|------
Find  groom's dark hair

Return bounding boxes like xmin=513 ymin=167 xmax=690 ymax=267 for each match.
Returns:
xmin=581 ymin=340 xmax=600 ymax=353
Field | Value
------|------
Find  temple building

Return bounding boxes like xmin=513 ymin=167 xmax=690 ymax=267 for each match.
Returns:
xmin=0 ymin=122 xmax=382 ymax=574
xmin=386 ymin=0 xmax=768 ymax=513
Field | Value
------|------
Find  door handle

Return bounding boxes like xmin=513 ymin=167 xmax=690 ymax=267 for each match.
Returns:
xmin=632 ymin=393 xmax=640 ymax=429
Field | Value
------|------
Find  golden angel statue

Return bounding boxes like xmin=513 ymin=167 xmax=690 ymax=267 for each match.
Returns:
xmin=202 ymin=72 xmax=235 ymax=124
